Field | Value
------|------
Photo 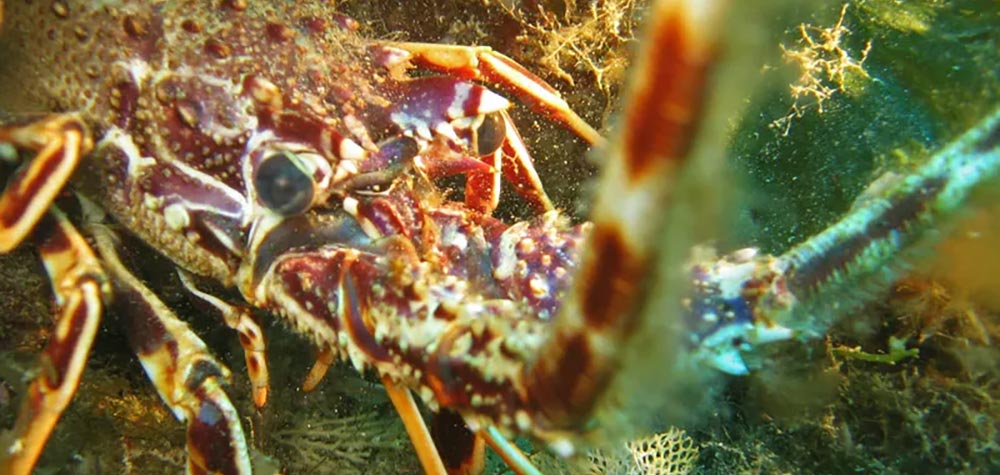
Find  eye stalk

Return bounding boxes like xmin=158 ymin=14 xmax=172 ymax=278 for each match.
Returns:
xmin=339 ymin=136 xmax=420 ymax=195
xmin=474 ymin=112 xmax=506 ymax=156
xmin=254 ymin=151 xmax=315 ymax=216
xmin=375 ymin=135 xmax=420 ymax=170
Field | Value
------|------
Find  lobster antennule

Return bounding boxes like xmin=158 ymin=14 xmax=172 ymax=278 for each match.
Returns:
xmin=522 ymin=0 xmax=729 ymax=438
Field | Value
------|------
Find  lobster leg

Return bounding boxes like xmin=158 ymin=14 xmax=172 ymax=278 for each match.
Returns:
xmin=90 ymin=225 xmax=252 ymax=475
xmin=0 ymin=208 xmax=106 ymax=475
xmin=178 ymin=270 xmax=271 ymax=408
xmin=464 ymin=134 xmax=505 ymax=215
xmin=481 ymin=427 xmax=542 ymax=475
xmin=378 ymin=41 xmax=604 ymax=215
xmin=301 ymin=344 xmax=336 ymax=392
xmin=0 ymin=115 xmax=92 ymax=252
xmin=381 ymin=374 xmax=448 ymax=475
xmin=380 ymin=41 xmax=603 ymax=147
xmin=381 ymin=75 xmax=562 ymax=215
xmin=524 ymin=0 xmax=728 ymax=439
xmin=464 ymin=110 xmax=554 ymax=215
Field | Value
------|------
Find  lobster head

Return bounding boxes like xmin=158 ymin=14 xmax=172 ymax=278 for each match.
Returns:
xmin=95 ymin=10 xmax=516 ymax=292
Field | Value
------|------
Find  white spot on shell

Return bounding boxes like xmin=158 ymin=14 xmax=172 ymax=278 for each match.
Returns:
xmin=334 ymin=159 xmax=360 ymax=183
xmin=339 ymin=138 xmax=367 ymax=161
xmin=549 ymin=439 xmax=575 ymax=458
xmin=528 ymin=274 xmax=549 ymax=299
xmin=517 ymin=238 xmax=535 ymax=254
xmin=442 ymin=226 xmax=468 ymax=250
xmin=163 ymin=203 xmax=190 ymax=231
xmin=494 ymin=226 xmax=524 ymax=280
xmin=515 ymin=411 xmax=531 ymax=431
xmin=476 ymin=88 xmax=510 ymax=115
xmin=342 ymin=196 xmax=360 ymax=216
xmin=0 ymin=144 xmax=17 ymax=163
xmin=434 ymin=122 xmax=459 ymax=142
xmin=450 ymin=332 xmax=473 ymax=357
xmin=447 ymin=82 xmax=473 ymax=119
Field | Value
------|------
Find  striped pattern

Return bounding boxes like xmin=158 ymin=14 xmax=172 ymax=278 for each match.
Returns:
xmin=525 ymin=0 xmax=727 ymax=438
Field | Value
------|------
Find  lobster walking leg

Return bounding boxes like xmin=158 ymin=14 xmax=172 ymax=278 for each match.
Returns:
xmin=91 ymin=226 xmax=252 ymax=475
xmin=301 ymin=344 xmax=336 ymax=392
xmin=382 ymin=374 xmax=448 ymax=475
xmin=0 ymin=115 xmax=92 ymax=252
xmin=178 ymin=270 xmax=271 ymax=408
xmin=481 ymin=427 xmax=542 ymax=475
xmin=381 ymin=42 xmax=603 ymax=146
xmin=429 ymin=410 xmax=486 ymax=475
xmin=464 ymin=110 xmax=555 ymax=215
xmin=0 ymin=208 xmax=106 ymax=475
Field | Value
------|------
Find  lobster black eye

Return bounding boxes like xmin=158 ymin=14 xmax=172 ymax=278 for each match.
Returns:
xmin=255 ymin=151 xmax=315 ymax=216
xmin=474 ymin=112 xmax=505 ymax=156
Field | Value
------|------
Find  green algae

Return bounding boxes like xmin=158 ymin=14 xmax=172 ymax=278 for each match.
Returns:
xmin=730 ymin=0 xmax=1000 ymax=253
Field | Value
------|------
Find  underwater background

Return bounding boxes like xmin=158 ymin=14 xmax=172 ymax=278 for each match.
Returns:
xmin=1 ymin=0 xmax=998 ymax=474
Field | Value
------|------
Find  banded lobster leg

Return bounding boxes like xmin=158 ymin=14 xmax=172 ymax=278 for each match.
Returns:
xmin=0 ymin=114 xmax=104 ymax=475
xmin=89 ymin=223 xmax=253 ymax=475
xmin=0 ymin=209 xmax=106 ymax=475
xmin=0 ymin=115 xmax=258 ymax=474
xmin=523 ymin=0 xmax=728 ymax=438
xmin=0 ymin=114 xmax=91 ymax=252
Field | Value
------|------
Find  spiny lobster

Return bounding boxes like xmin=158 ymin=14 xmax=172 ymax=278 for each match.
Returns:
xmin=1 ymin=1 xmax=998 ymax=475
